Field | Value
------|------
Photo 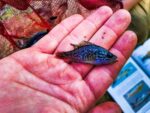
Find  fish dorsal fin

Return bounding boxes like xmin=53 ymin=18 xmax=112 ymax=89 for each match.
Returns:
xmin=71 ymin=41 xmax=93 ymax=49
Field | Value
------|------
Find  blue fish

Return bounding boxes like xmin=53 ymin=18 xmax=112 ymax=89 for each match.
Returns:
xmin=17 ymin=30 xmax=49 ymax=49
xmin=56 ymin=41 xmax=117 ymax=65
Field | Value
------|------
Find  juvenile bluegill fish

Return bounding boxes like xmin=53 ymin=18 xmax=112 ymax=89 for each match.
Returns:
xmin=56 ymin=41 xmax=117 ymax=65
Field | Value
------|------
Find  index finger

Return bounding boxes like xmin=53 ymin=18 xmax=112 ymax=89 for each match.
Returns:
xmin=33 ymin=14 xmax=84 ymax=53
xmin=55 ymin=6 xmax=113 ymax=52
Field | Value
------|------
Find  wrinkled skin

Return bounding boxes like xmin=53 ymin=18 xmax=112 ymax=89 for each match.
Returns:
xmin=0 ymin=7 xmax=137 ymax=113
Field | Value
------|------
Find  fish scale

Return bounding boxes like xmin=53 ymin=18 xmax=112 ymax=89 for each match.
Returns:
xmin=56 ymin=41 xmax=117 ymax=65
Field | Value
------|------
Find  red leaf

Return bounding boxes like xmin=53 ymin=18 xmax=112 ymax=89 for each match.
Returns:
xmin=0 ymin=1 xmax=5 ymax=9
xmin=0 ymin=21 xmax=5 ymax=35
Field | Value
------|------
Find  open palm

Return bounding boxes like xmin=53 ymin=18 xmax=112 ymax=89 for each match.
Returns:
xmin=0 ymin=6 xmax=137 ymax=113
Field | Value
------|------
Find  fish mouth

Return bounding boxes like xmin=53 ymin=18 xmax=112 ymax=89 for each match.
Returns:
xmin=106 ymin=52 xmax=118 ymax=64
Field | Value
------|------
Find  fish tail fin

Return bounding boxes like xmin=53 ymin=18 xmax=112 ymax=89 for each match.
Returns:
xmin=56 ymin=52 xmax=68 ymax=58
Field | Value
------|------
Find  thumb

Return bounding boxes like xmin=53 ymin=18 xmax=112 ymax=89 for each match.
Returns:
xmin=89 ymin=102 xmax=121 ymax=113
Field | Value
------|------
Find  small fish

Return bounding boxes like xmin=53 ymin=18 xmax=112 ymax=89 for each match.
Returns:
xmin=17 ymin=30 xmax=49 ymax=48
xmin=56 ymin=41 xmax=117 ymax=65
xmin=25 ymin=30 xmax=49 ymax=47
xmin=127 ymin=83 xmax=144 ymax=98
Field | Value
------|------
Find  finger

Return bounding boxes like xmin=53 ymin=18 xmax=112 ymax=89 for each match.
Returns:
xmin=89 ymin=102 xmax=121 ymax=113
xmin=85 ymin=31 xmax=137 ymax=98
xmin=71 ymin=9 xmax=131 ymax=77
xmin=55 ymin=6 xmax=113 ymax=52
xmin=33 ymin=14 xmax=84 ymax=53
xmin=123 ymin=0 xmax=141 ymax=10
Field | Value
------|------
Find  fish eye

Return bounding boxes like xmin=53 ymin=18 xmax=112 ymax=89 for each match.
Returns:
xmin=107 ymin=52 xmax=114 ymax=58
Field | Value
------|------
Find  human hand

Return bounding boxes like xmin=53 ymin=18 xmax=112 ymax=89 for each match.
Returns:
xmin=0 ymin=6 xmax=137 ymax=113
